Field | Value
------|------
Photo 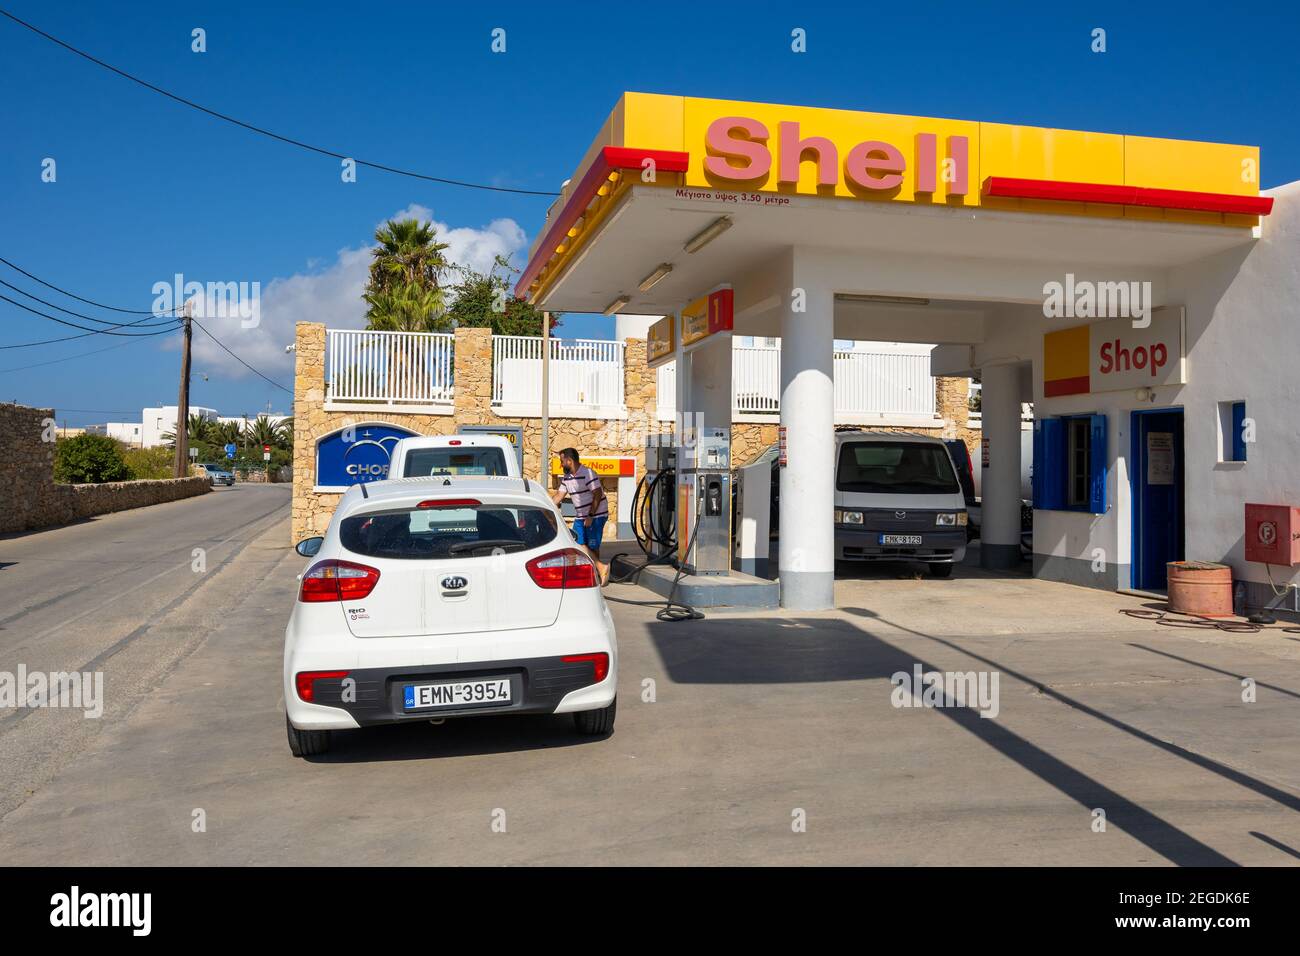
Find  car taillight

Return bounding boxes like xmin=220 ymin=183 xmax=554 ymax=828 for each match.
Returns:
xmin=417 ymin=498 xmax=480 ymax=508
xmin=299 ymin=559 xmax=380 ymax=602
xmin=525 ymin=548 xmax=598 ymax=589
xmin=295 ymin=670 xmax=349 ymax=702
xmin=562 ymin=653 xmax=610 ymax=683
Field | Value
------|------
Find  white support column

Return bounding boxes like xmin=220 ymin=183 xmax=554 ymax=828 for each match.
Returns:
xmin=779 ymin=279 xmax=835 ymax=609
xmin=979 ymin=362 xmax=1023 ymax=570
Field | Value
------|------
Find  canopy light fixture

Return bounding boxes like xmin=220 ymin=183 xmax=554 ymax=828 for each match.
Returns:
xmin=683 ymin=216 xmax=733 ymax=254
xmin=638 ymin=263 xmax=673 ymax=292
xmin=834 ymin=293 xmax=932 ymax=307
xmin=602 ymin=295 xmax=631 ymax=316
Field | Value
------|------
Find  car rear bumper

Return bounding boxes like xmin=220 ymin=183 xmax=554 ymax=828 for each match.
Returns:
xmin=285 ymin=654 xmax=616 ymax=730
xmin=835 ymin=528 xmax=967 ymax=563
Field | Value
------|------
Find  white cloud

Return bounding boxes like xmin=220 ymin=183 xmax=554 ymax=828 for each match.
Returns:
xmin=186 ymin=206 xmax=529 ymax=381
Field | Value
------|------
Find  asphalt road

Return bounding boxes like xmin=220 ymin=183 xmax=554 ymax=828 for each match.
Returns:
xmin=0 ymin=484 xmax=290 ymax=822
xmin=1 ymin=487 xmax=1298 ymax=865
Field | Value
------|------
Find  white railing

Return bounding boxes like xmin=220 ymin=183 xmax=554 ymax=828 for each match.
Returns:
xmin=732 ymin=344 xmax=781 ymax=415
xmin=658 ymin=341 xmax=939 ymax=421
xmin=834 ymin=345 xmax=936 ymax=417
xmin=326 ymin=329 xmax=454 ymax=407
xmin=492 ymin=336 xmax=625 ymax=411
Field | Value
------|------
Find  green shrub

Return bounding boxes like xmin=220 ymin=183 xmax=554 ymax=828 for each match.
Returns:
xmin=121 ymin=446 xmax=175 ymax=481
xmin=53 ymin=434 xmax=133 ymax=484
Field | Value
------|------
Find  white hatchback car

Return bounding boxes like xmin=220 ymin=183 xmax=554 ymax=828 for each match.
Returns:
xmin=283 ymin=475 xmax=617 ymax=756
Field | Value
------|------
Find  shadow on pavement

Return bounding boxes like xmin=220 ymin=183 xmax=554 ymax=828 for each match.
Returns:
xmin=304 ymin=712 xmax=601 ymax=764
xmin=644 ymin=609 xmax=1246 ymax=865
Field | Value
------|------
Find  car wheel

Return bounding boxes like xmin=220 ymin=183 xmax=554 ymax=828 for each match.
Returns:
xmin=573 ymin=697 xmax=616 ymax=736
xmin=929 ymin=563 xmax=953 ymax=578
xmin=286 ymin=715 xmax=331 ymax=757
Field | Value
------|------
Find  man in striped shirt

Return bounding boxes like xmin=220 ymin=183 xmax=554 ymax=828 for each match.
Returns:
xmin=551 ymin=447 xmax=610 ymax=585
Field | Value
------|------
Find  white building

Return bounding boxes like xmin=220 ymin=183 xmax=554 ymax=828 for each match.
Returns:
xmin=141 ymin=406 xmax=218 ymax=448
xmin=86 ymin=422 xmax=143 ymax=446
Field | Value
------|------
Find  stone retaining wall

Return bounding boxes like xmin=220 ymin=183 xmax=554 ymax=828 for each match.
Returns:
xmin=1 ymin=402 xmax=210 ymax=534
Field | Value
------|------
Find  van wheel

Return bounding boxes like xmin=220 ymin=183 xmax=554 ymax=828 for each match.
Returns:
xmin=929 ymin=563 xmax=953 ymax=578
xmin=286 ymin=715 xmax=332 ymax=757
xmin=573 ymin=698 xmax=616 ymax=736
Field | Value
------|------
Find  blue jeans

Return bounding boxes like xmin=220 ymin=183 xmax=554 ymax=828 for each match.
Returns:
xmin=573 ymin=515 xmax=607 ymax=553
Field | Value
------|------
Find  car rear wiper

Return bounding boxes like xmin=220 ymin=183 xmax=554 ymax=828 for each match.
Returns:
xmin=447 ymin=539 xmax=527 ymax=554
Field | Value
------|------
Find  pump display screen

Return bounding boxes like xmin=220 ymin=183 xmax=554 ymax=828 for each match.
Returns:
xmin=836 ymin=442 xmax=959 ymax=495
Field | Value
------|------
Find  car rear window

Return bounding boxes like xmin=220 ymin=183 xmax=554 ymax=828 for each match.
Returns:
xmin=340 ymin=504 xmax=557 ymax=560
xmin=836 ymin=441 xmax=959 ymax=495
xmin=402 ymin=447 xmax=509 ymax=477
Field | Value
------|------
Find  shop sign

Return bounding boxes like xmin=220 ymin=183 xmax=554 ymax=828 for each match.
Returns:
xmin=1043 ymin=308 xmax=1185 ymax=397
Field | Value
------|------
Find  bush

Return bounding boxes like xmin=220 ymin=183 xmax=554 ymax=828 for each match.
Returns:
xmin=121 ymin=446 xmax=175 ymax=481
xmin=53 ymin=434 xmax=133 ymax=484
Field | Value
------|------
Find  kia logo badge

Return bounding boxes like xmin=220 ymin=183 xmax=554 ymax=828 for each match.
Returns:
xmin=441 ymin=576 xmax=468 ymax=591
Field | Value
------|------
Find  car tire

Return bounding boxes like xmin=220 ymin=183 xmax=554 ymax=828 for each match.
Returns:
xmin=929 ymin=563 xmax=953 ymax=578
xmin=573 ymin=697 xmax=616 ymax=736
xmin=286 ymin=715 xmax=331 ymax=757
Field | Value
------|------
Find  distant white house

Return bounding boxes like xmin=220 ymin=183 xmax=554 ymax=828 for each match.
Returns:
xmin=91 ymin=406 xmax=289 ymax=449
xmin=141 ymin=405 xmax=218 ymax=448
xmin=86 ymin=422 xmax=144 ymax=446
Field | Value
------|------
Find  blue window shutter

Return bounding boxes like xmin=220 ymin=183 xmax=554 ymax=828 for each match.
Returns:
xmin=1231 ymin=402 xmax=1247 ymax=462
xmin=1032 ymin=420 xmax=1044 ymax=505
xmin=1037 ymin=417 xmax=1066 ymax=510
xmin=1088 ymin=413 xmax=1108 ymax=514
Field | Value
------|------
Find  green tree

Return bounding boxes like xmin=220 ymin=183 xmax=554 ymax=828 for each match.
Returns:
xmin=53 ymin=434 xmax=132 ymax=484
xmin=212 ymin=419 xmax=244 ymax=447
xmin=363 ymin=283 xmax=449 ymax=333
xmin=369 ymin=218 xmax=449 ymax=296
xmin=246 ymin=415 xmax=289 ymax=450
xmin=161 ymin=413 xmax=217 ymax=448
xmin=447 ymin=255 xmax=554 ymax=336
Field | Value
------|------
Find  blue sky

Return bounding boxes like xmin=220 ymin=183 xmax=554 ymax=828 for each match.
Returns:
xmin=2 ymin=0 xmax=1298 ymax=426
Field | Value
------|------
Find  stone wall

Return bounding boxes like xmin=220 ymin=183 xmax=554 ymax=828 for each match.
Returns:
xmin=1 ymin=402 xmax=210 ymax=534
xmin=289 ymin=323 xmax=980 ymax=541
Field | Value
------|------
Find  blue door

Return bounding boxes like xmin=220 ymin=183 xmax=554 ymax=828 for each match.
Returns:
xmin=1131 ymin=410 xmax=1185 ymax=590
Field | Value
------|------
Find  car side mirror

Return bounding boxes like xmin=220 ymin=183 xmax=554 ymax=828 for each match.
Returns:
xmin=295 ymin=537 xmax=324 ymax=557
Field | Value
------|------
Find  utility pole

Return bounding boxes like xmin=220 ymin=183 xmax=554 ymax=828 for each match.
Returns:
xmin=173 ymin=300 xmax=193 ymax=478
xmin=540 ymin=310 xmax=551 ymax=484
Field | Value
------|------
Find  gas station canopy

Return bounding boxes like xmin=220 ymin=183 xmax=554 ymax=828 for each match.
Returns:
xmin=516 ymin=93 xmax=1269 ymax=315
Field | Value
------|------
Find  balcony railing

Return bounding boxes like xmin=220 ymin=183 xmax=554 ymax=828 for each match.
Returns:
xmin=658 ymin=341 xmax=939 ymax=422
xmin=492 ymin=335 xmax=625 ymax=414
xmin=326 ymin=329 xmax=454 ymax=408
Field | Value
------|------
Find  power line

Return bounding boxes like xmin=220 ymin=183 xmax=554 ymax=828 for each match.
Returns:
xmin=0 ymin=292 xmax=181 ymax=341
xmin=0 ymin=254 xmax=175 ymax=315
xmin=0 ymin=277 xmax=179 ymax=327
xmin=0 ymin=8 xmax=560 ymax=197
xmin=0 ymin=321 xmax=179 ymax=349
xmin=0 ymin=337 xmax=145 ymax=373
xmin=191 ymin=319 xmax=291 ymax=393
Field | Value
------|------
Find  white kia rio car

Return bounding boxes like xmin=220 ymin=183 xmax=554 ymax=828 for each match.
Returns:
xmin=283 ymin=475 xmax=617 ymax=756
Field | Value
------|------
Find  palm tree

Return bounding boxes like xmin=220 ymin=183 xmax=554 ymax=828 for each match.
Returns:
xmin=162 ymin=413 xmax=216 ymax=448
xmin=368 ymin=219 xmax=449 ymax=299
xmin=247 ymin=415 xmax=286 ymax=450
xmin=212 ymin=420 xmax=244 ymax=447
xmin=363 ymin=283 xmax=448 ymax=333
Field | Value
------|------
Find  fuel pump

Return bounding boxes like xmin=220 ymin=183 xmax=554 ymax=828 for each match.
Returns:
xmin=678 ymin=427 xmax=731 ymax=574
